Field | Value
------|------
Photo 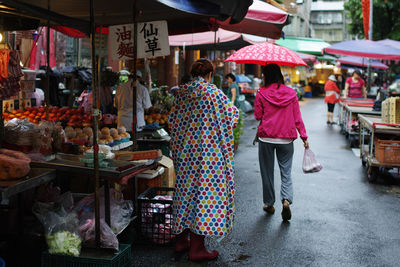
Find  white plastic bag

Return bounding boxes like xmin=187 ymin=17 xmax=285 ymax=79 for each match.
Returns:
xmin=302 ymin=148 xmax=322 ymax=173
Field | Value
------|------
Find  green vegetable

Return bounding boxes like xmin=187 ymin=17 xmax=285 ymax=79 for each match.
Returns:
xmin=46 ymin=231 xmax=82 ymax=257
xmin=234 ymin=109 xmax=244 ymax=147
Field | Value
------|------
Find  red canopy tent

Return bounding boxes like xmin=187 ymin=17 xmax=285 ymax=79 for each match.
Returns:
xmin=217 ymin=0 xmax=289 ymax=39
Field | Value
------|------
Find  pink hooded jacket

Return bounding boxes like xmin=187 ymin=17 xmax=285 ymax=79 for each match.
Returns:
xmin=254 ymin=84 xmax=308 ymax=140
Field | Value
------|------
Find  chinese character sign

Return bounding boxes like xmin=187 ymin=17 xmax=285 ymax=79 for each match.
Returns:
xmin=137 ymin=21 xmax=169 ymax=58
xmin=110 ymin=24 xmax=134 ymax=61
xmin=109 ymin=21 xmax=169 ymax=61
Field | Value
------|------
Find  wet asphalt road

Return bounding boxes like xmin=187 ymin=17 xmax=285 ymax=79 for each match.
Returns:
xmin=131 ymin=98 xmax=400 ymax=267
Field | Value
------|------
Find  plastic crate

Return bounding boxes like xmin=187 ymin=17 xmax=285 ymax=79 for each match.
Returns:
xmin=382 ymin=97 xmax=400 ymax=124
xmin=137 ymin=187 xmax=175 ymax=245
xmin=381 ymin=98 xmax=390 ymax=123
xmin=41 ymin=244 xmax=131 ymax=267
xmin=375 ymin=139 xmax=400 ymax=164
xmin=304 ymin=92 xmax=312 ymax=98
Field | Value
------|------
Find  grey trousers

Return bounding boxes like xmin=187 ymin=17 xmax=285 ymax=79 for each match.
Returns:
xmin=258 ymin=141 xmax=294 ymax=206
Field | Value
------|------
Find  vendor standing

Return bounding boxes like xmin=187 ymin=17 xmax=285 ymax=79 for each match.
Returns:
xmin=344 ymin=70 xmax=367 ymax=98
xmin=114 ymin=71 xmax=152 ymax=132
xmin=225 ymin=73 xmax=240 ymax=107
xmin=324 ymin=74 xmax=341 ymax=125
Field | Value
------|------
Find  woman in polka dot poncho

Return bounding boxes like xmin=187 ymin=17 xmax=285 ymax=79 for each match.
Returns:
xmin=168 ymin=58 xmax=239 ymax=261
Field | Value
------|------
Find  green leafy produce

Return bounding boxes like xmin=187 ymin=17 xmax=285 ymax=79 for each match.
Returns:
xmin=46 ymin=231 xmax=82 ymax=257
xmin=234 ymin=109 xmax=244 ymax=146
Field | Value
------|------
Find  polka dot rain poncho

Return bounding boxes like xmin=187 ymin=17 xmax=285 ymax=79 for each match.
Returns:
xmin=168 ymin=77 xmax=239 ymax=236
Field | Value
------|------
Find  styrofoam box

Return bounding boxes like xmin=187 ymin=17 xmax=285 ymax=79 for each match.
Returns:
xmin=19 ymin=98 xmax=32 ymax=108
xmin=22 ymin=70 xmax=37 ymax=81
xmin=19 ymin=91 xmax=33 ymax=99
xmin=2 ymin=99 xmax=16 ymax=112
xmin=20 ymin=80 xmax=36 ymax=91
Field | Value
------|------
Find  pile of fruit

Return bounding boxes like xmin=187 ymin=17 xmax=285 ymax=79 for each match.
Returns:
xmin=98 ymin=126 xmax=130 ymax=146
xmin=2 ymin=106 xmax=117 ymax=127
xmin=144 ymin=113 xmax=169 ymax=125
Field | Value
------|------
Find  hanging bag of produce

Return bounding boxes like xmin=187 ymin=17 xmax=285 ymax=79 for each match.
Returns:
xmin=33 ymin=192 xmax=82 ymax=257
xmin=302 ymin=148 xmax=322 ymax=173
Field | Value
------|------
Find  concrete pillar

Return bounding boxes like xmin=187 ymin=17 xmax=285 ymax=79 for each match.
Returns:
xmin=185 ymin=50 xmax=194 ymax=75
xmin=157 ymin=57 xmax=165 ymax=86
xmin=165 ymin=48 xmax=176 ymax=88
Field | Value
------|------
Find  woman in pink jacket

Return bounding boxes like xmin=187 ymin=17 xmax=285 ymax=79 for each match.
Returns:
xmin=254 ymin=63 xmax=309 ymax=221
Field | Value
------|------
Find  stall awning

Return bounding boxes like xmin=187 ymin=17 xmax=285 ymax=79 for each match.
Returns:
xmin=337 ymin=56 xmax=389 ymax=70
xmin=275 ymin=36 xmax=330 ymax=55
xmin=217 ymin=0 xmax=289 ymax=39
xmin=1 ymin=0 xmax=253 ymax=35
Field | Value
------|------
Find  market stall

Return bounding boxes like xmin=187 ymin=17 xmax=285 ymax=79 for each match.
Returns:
xmin=358 ymin=114 xmax=400 ymax=182
xmin=337 ymin=98 xmax=378 ymax=146
xmin=0 ymin=0 xmax=255 ymax=265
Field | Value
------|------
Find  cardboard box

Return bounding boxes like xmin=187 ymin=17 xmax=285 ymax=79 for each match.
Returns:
xmin=158 ymin=156 xmax=176 ymax=188
xmin=114 ymin=149 xmax=162 ymax=161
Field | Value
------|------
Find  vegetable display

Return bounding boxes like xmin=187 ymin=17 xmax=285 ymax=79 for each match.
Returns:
xmin=45 ymin=231 xmax=82 ymax=257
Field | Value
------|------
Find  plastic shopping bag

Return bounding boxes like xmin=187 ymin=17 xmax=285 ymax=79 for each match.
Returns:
xmin=302 ymin=148 xmax=322 ymax=173
xmin=32 ymin=192 xmax=82 ymax=256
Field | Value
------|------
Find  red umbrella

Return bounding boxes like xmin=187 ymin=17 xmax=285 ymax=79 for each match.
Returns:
xmin=225 ymin=42 xmax=308 ymax=67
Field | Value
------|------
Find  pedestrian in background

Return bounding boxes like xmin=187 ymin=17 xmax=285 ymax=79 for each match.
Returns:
xmin=225 ymin=73 xmax=240 ymax=107
xmin=169 ymin=58 xmax=238 ymax=261
xmin=324 ymin=74 xmax=341 ymax=125
xmin=114 ymin=71 xmax=152 ymax=132
xmin=254 ymin=63 xmax=309 ymax=221
xmin=344 ymin=70 xmax=367 ymax=98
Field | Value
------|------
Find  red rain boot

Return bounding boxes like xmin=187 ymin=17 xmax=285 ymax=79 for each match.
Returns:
xmin=174 ymin=229 xmax=190 ymax=252
xmin=189 ymin=231 xmax=219 ymax=261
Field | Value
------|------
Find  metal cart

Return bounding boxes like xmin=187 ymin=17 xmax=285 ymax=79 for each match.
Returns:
xmin=338 ymin=100 xmax=380 ymax=147
xmin=358 ymin=114 xmax=400 ymax=182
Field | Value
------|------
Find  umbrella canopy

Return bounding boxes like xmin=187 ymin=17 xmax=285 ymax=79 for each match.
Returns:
xmin=337 ymin=56 xmax=389 ymax=70
xmin=324 ymin=39 xmax=400 ymax=60
xmin=275 ymin=37 xmax=330 ymax=55
xmin=225 ymin=42 xmax=308 ymax=67
xmin=376 ymin=39 xmax=400 ymax=50
xmin=296 ymin=52 xmax=317 ymax=62
xmin=169 ymin=28 xmax=267 ymax=50
xmin=217 ymin=0 xmax=289 ymax=39
xmin=235 ymin=74 xmax=252 ymax=83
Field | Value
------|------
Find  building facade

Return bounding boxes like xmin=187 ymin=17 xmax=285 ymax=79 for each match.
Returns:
xmin=281 ymin=0 xmax=312 ymax=37
xmin=309 ymin=0 xmax=352 ymax=43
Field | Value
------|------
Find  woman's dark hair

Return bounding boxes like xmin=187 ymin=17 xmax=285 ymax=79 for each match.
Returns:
xmin=190 ymin=58 xmax=214 ymax=78
xmin=225 ymin=73 xmax=236 ymax=82
xmin=352 ymin=70 xmax=361 ymax=77
xmin=262 ymin=63 xmax=284 ymax=88
xmin=181 ymin=74 xmax=192 ymax=84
